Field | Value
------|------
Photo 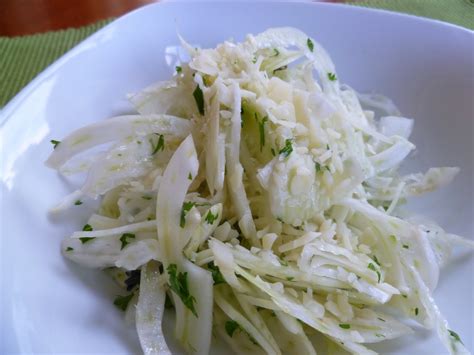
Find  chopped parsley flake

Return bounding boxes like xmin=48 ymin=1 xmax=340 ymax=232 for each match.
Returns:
xmin=273 ymin=48 xmax=280 ymax=56
xmin=224 ymin=320 xmax=257 ymax=344
xmin=205 ymin=210 xmax=219 ymax=224
xmin=375 ymin=333 xmax=385 ymax=338
xmin=414 ymin=307 xmax=419 ymax=316
xmin=368 ymin=263 xmax=381 ymax=282
xmin=151 ymin=134 xmax=165 ymax=155
xmin=448 ymin=329 xmax=463 ymax=344
xmin=167 ymin=264 xmax=197 ymax=317
xmin=327 ymin=72 xmax=337 ymax=81
xmin=82 ymin=224 xmax=93 ymax=232
xmin=176 ymin=65 xmax=182 ymax=73
xmin=79 ymin=237 xmax=95 ymax=244
xmin=339 ymin=323 xmax=351 ymax=329
xmin=315 ymin=161 xmax=321 ymax=172
xmin=119 ymin=233 xmax=136 ymax=250
xmin=403 ymin=244 xmax=409 ymax=249
xmin=193 ymin=85 xmax=205 ymax=115
xmin=225 ymin=320 xmax=240 ymax=337
xmin=377 ymin=317 xmax=386 ymax=322
xmin=180 ymin=201 xmax=196 ymax=228
xmin=258 ymin=116 xmax=268 ymax=151
xmin=279 ymin=139 xmax=293 ymax=158
xmin=66 ymin=247 xmax=74 ymax=251
xmin=307 ymin=38 xmax=314 ymax=52
xmin=208 ymin=263 xmax=226 ymax=285
xmin=50 ymin=139 xmax=60 ymax=148
xmin=188 ymin=172 xmax=193 ymax=180
xmin=74 ymin=200 xmax=83 ymax=205
xmin=372 ymin=255 xmax=381 ymax=266
xmin=113 ymin=293 xmax=134 ymax=311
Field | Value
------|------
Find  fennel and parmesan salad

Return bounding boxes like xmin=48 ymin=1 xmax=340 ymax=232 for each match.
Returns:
xmin=46 ymin=28 xmax=473 ymax=355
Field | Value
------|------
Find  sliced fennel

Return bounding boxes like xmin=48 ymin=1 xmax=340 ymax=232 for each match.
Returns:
xmin=48 ymin=27 xmax=472 ymax=355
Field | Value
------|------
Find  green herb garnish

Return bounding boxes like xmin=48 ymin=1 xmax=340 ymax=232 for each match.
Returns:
xmin=193 ymin=85 xmax=205 ymax=115
xmin=208 ymin=263 xmax=226 ymax=285
xmin=151 ymin=134 xmax=164 ymax=155
xmin=339 ymin=323 xmax=351 ymax=329
xmin=50 ymin=139 xmax=61 ymax=148
xmin=225 ymin=320 xmax=240 ymax=337
xmin=448 ymin=330 xmax=463 ymax=344
xmin=66 ymin=247 xmax=74 ymax=251
xmin=273 ymin=48 xmax=280 ymax=56
xmin=307 ymin=38 xmax=314 ymax=52
xmin=79 ymin=237 xmax=95 ymax=244
xmin=327 ymin=72 xmax=337 ymax=81
xmin=258 ymin=116 xmax=268 ymax=151
xmin=205 ymin=210 xmax=219 ymax=224
xmin=82 ymin=224 xmax=93 ymax=232
xmin=403 ymin=244 xmax=409 ymax=249
xmin=368 ymin=263 xmax=381 ymax=283
xmin=120 ymin=233 xmax=136 ymax=250
xmin=74 ymin=200 xmax=83 ymax=205
xmin=414 ymin=307 xmax=419 ymax=316
xmin=180 ymin=201 xmax=196 ymax=228
xmin=176 ymin=65 xmax=182 ymax=73
xmin=372 ymin=255 xmax=381 ymax=266
xmin=188 ymin=172 xmax=193 ymax=180
xmin=279 ymin=139 xmax=293 ymax=158
xmin=113 ymin=293 xmax=134 ymax=311
xmin=315 ymin=161 xmax=321 ymax=173
xmin=167 ymin=264 xmax=197 ymax=317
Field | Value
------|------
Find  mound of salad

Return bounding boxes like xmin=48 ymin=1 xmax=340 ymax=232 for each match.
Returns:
xmin=46 ymin=28 xmax=472 ymax=355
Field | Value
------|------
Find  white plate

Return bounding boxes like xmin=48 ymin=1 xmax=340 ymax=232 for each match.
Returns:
xmin=1 ymin=2 xmax=473 ymax=354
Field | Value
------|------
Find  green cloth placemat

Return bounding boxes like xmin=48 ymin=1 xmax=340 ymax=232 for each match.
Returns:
xmin=349 ymin=0 xmax=474 ymax=29
xmin=0 ymin=19 xmax=111 ymax=108
xmin=0 ymin=1 xmax=472 ymax=108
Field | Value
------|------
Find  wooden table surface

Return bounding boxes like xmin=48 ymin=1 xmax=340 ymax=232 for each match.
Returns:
xmin=0 ymin=0 xmax=345 ymax=37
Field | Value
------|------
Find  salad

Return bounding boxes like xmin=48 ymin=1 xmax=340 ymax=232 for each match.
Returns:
xmin=46 ymin=28 xmax=472 ymax=355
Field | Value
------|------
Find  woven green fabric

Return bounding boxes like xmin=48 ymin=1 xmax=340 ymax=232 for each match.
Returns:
xmin=0 ymin=2 xmax=472 ymax=108
xmin=0 ymin=19 xmax=111 ymax=107
xmin=348 ymin=0 xmax=474 ymax=30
